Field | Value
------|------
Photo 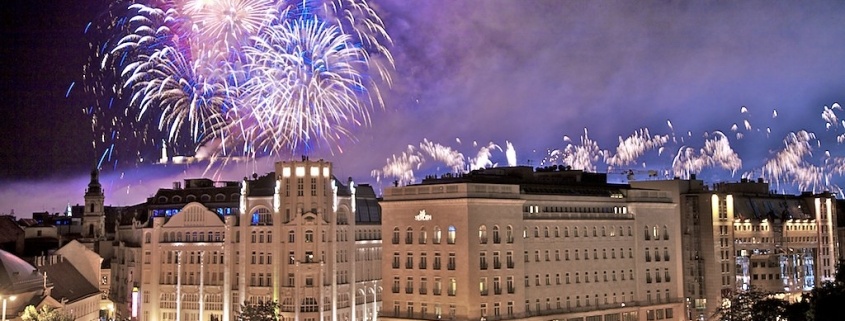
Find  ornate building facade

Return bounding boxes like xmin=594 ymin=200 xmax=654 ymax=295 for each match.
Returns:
xmin=109 ymin=159 xmax=382 ymax=321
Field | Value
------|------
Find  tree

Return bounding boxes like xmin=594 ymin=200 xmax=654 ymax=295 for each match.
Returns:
xmin=750 ymin=297 xmax=786 ymax=321
xmin=20 ymin=305 xmax=74 ymax=321
xmin=236 ymin=300 xmax=280 ymax=321
xmin=784 ymin=259 xmax=845 ymax=321
xmin=715 ymin=289 xmax=785 ymax=321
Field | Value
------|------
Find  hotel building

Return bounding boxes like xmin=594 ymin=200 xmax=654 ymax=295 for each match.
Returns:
xmin=631 ymin=178 xmax=839 ymax=321
xmin=108 ymin=158 xmax=382 ymax=321
xmin=380 ymin=166 xmax=685 ymax=321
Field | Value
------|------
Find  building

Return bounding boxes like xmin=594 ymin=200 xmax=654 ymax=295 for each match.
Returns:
xmin=380 ymin=166 xmax=684 ymax=321
xmin=0 ymin=249 xmax=50 ymax=321
xmin=34 ymin=241 xmax=104 ymax=321
xmin=108 ymin=158 xmax=383 ymax=321
xmin=630 ymin=177 xmax=839 ymax=321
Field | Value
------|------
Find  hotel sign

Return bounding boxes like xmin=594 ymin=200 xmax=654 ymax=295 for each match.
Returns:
xmin=415 ymin=209 xmax=432 ymax=221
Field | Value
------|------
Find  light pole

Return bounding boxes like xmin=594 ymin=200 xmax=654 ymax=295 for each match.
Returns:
xmin=1 ymin=295 xmax=16 ymax=321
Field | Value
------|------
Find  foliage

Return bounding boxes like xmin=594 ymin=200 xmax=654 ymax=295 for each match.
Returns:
xmin=715 ymin=288 xmax=785 ymax=321
xmin=20 ymin=305 xmax=74 ymax=321
xmin=236 ymin=300 xmax=280 ymax=321
xmin=781 ymin=259 xmax=845 ymax=321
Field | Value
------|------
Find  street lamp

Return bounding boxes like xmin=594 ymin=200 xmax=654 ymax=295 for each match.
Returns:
xmin=1 ymin=295 xmax=16 ymax=321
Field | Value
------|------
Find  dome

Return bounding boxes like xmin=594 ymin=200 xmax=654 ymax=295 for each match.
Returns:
xmin=0 ymin=249 xmax=42 ymax=293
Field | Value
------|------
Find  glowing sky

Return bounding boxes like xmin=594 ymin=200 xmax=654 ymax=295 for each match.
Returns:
xmin=3 ymin=0 xmax=845 ymax=216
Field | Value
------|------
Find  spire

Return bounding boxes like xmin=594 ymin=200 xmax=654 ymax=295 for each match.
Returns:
xmin=86 ymin=168 xmax=102 ymax=196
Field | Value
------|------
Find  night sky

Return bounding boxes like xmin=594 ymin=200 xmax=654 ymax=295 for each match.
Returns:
xmin=3 ymin=0 xmax=845 ymax=216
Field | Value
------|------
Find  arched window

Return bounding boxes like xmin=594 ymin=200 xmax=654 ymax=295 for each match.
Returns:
xmin=663 ymin=225 xmax=669 ymax=240
xmin=186 ymin=195 xmax=196 ymax=202
xmin=251 ymin=207 xmax=272 ymax=226
xmin=644 ymin=226 xmax=650 ymax=240
xmin=492 ymin=226 xmax=500 ymax=243
xmin=554 ymin=227 xmax=560 ymax=237
xmin=478 ymin=225 xmax=487 ymax=244
xmin=145 ymin=233 xmax=151 ymax=243
xmin=405 ymin=227 xmax=413 ymax=244
xmin=543 ymin=227 xmax=549 ymax=238
xmin=289 ymin=230 xmax=295 ymax=243
xmin=305 ymin=230 xmax=314 ymax=243
xmin=523 ymin=227 xmax=528 ymax=239
xmin=447 ymin=226 xmax=457 ymax=244
xmin=574 ymin=227 xmax=579 ymax=237
xmin=433 ymin=226 xmax=442 ymax=244
xmin=506 ymin=226 xmax=514 ymax=243
xmin=419 ymin=227 xmax=427 ymax=244
xmin=392 ymin=227 xmax=400 ymax=244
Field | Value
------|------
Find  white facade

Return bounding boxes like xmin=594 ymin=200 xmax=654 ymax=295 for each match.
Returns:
xmin=110 ymin=159 xmax=382 ymax=321
xmin=380 ymin=167 xmax=685 ymax=321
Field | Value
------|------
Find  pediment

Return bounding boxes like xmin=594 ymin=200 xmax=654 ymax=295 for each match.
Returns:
xmin=163 ymin=202 xmax=225 ymax=228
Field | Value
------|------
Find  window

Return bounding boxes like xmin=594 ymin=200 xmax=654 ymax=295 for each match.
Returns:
xmin=392 ymin=253 xmax=400 ymax=268
xmin=392 ymin=227 xmax=400 ymax=244
xmin=419 ymin=227 xmax=427 ymax=244
xmin=479 ymin=225 xmax=488 ymax=244
xmin=448 ymin=278 xmax=457 ymax=296
xmin=507 ymin=251 xmax=514 ymax=268
xmin=492 ymin=226 xmax=500 ymax=243
xmin=506 ymin=226 xmax=514 ymax=243
xmin=447 ymin=226 xmax=456 ymax=244
xmin=419 ymin=253 xmax=427 ymax=269
xmin=433 ymin=226 xmax=442 ymax=244
xmin=406 ymin=227 xmax=414 ymax=244
xmin=448 ymin=253 xmax=456 ymax=270
xmin=305 ymin=230 xmax=314 ymax=242
xmin=434 ymin=253 xmax=442 ymax=270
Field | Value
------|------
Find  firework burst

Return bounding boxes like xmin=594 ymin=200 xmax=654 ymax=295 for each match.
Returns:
xmin=85 ymin=0 xmax=393 ymax=166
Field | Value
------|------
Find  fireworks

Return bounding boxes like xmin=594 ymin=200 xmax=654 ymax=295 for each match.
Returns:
xmin=85 ymin=0 xmax=393 ymax=166
xmin=374 ymin=105 xmax=845 ymax=198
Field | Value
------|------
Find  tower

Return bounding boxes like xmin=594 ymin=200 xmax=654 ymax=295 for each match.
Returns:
xmin=82 ymin=168 xmax=105 ymax=239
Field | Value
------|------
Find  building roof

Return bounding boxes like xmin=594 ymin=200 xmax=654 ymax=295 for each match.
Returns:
xmin=418 ymin=166 xmax=627 ymax=197
xmin=355 ymin=184 xmax=381 ymax=224
xmin=40 ymin=260 xmax=100 ymax=304
xmin=0 ymin=249 xmax=43 ymax=294
xmin=0 ymin=216 xmax=23 ymax=243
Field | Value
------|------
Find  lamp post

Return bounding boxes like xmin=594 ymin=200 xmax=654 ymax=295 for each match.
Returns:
xmin=1 ymin=295 xmax=16 ymax=321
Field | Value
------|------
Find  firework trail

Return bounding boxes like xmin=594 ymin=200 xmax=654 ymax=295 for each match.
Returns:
xmin=419 ymin=139 xmax=465 ymax=172
xmin=84 ymin=0 xmax=393 ymax=167
xmin=371 ymin=145 xmax=423 ymax=187
xmin=468 ymin=142 xmax=502 ymax=171
xmin=550 ymin=129 xmax=605 ymax=173
xmin=605 ymin=128 xmax=669 ymax=168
